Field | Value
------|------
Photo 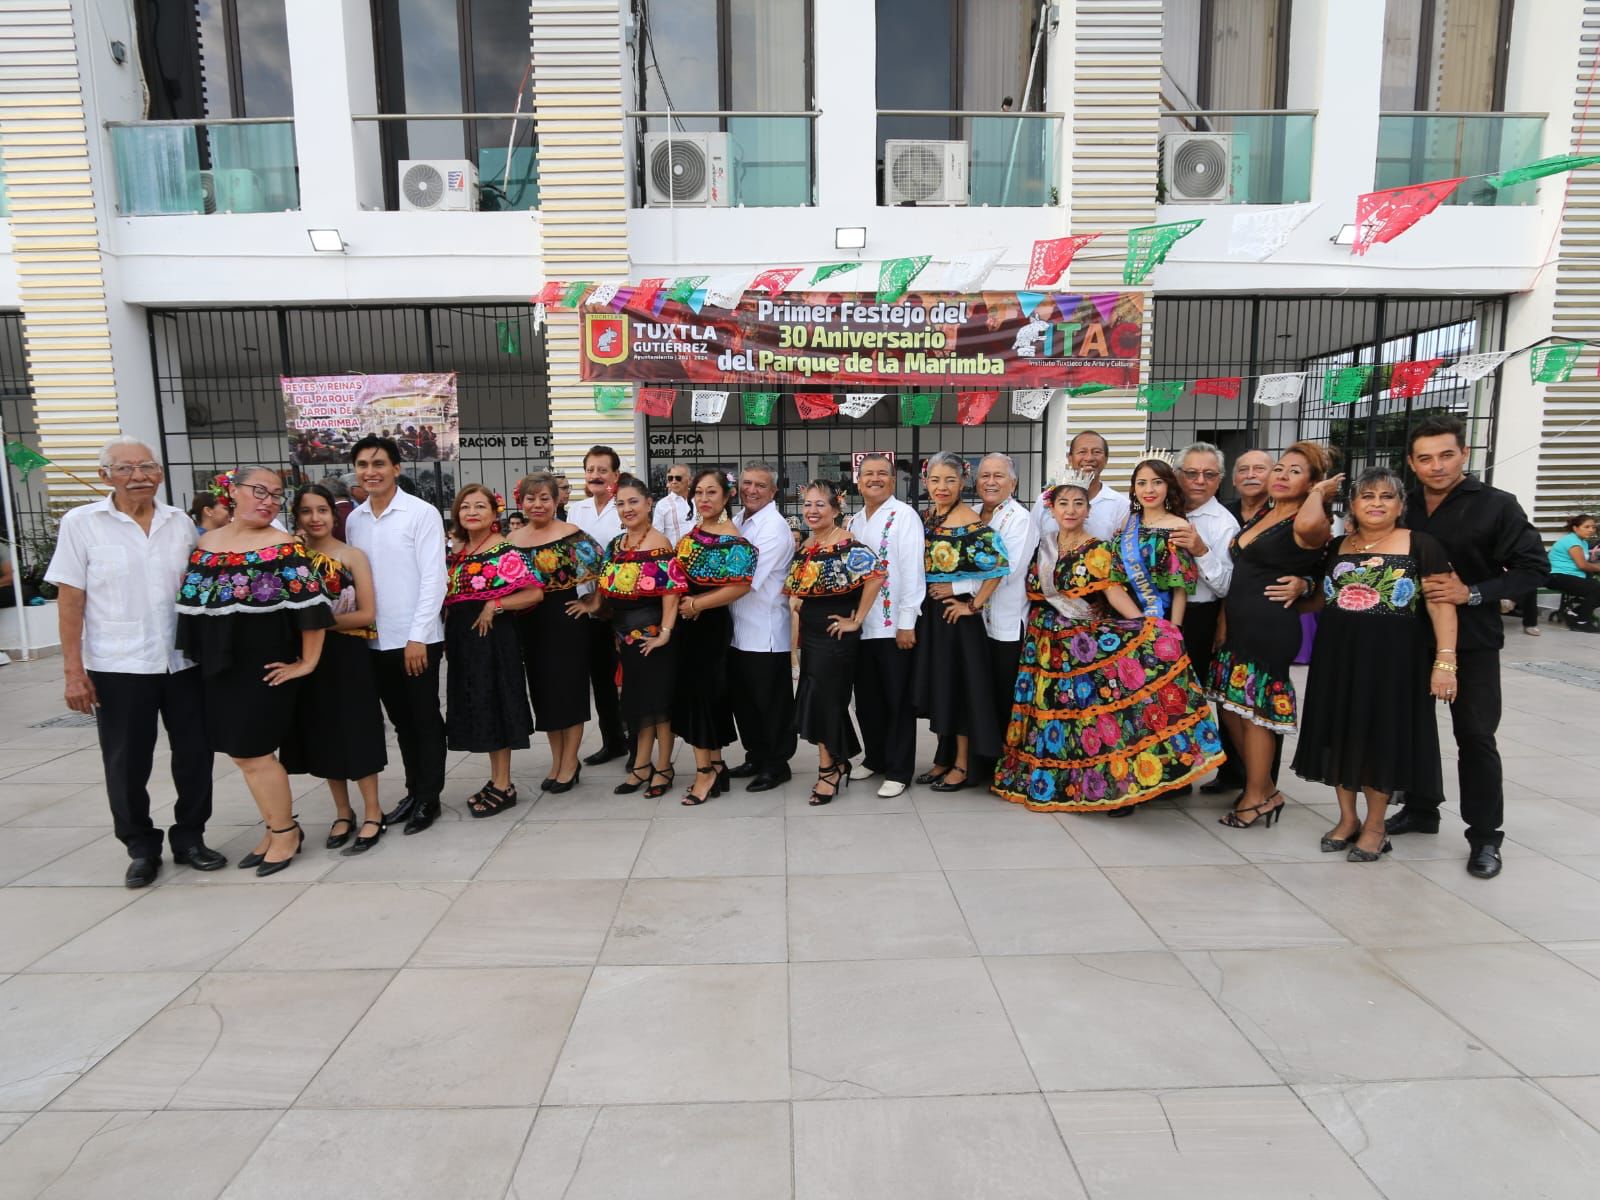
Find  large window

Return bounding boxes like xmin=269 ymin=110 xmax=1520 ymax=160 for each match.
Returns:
xmin=1381 ymin=0 xmax=1514 ymax=112
xmin=1162 ymin=0 xmax=1291 ymax=111
xmin=134 ymin=0 xmax=294 ymax=120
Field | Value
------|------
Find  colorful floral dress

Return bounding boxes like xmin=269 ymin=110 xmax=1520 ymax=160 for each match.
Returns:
xmin=785 ymin=537 xmax=883 ymax=761
xmin=444 ymin=540 xmax=543 ymax=753
xmin=991 ymin=539 xmax=1225 ymax=813
xmin=1291 ymin=533 xmax=1450 ymax=796
xmin=599 ymin=536 xmax=690 ymax=725
xmin=1117 ymin=514 xmax=1199 ymax=619
xmin=515 ymin=529 xmax=604 ymax=731
xmin=672 ymin=527 xmax=758 ymax=749
xmin=175 ymin=541 xmax=334 ymax=760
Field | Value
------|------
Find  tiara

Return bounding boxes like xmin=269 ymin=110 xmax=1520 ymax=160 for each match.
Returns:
xmin=1053 ymin=468 xmax=1098 ymax=490
xmin=1137 ymin=448 xmax=1183 ymax=469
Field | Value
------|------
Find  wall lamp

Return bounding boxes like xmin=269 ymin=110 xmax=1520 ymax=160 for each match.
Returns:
xmin=307 ymin=228 xmax=346 ymax=253
xmin=835 ymin=226 xmax=867 ymax=251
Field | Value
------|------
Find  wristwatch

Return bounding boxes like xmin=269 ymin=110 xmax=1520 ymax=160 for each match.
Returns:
xmin=1467 ymin=586 xmax=1483 ymax=607
xmin=492 ymin=601 xmax=503 ymax=615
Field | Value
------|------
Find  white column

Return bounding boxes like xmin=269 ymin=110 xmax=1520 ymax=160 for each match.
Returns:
xmin=284 ymin=0 xmax=378 ymax=215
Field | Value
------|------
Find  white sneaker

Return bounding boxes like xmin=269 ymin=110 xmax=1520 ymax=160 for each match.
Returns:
xmin=877 ymin=780 xmax=907 ymax=798
xmin=851 ymin=763 xmax=879 ymax=782
xmin=1523 ymin=625 xmax=1541 ymax=636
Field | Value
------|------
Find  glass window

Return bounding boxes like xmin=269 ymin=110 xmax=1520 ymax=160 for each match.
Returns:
xmin=729 ymin=0 xmax=807 ymax=110
xmin=235 ymin=2 xmax=295 ymax=117
xmin=134 ymin=0 xmax=293 ymax=120
xmin=639 ymin=0 xmax=719 ymax=114
xmin=1382 ymin=0 xmax=1509 ymax=112
xmin=1161 ymin=0 xmax=1288 ymax=110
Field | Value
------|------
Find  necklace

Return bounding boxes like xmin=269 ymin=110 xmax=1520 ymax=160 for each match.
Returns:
xmin=621 ymin=526 xmax=650 ymax=553
xmin=454 ymin=529 xmax=497 ymax=563
xmin=1352 ymin=529 xmax=1395 ymax=552
xmin=1057 ymin=531 xmax=1092 ymax=555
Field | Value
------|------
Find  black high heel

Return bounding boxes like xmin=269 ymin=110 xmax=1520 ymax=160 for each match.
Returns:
xmin=546 ymin=765 xmax=582 ymax=794
xmin=682 ymin=765 xmax=719 ymax=806
xmin=239 ymin=813 xmax=297 ymax=869
xmin=810 ymin=761 xmax=849 ymax=806
xmin=1218 ymin=792 xmax=1284 ymax=830
xmin=645 ymin=766 xmax=675 ymax=799
xmin=325 ymin=816 xmax=356 ymax=849
xmin=342 ymin=817 xmax=386 ymax=856
xmin=709 ymin=759 xmax=729 ymax=797
xmin=1346 ymin=836 xmax=1393 ymax=863
xmin=256 ymin=822 xmax=304 ymax=877
xmin=614 ymin=764 xmax=652 ymax=795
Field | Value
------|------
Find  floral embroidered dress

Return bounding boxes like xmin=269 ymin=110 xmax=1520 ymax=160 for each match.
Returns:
xmin=1116 ymin=513 xmax=1200 ymax=619
xmin=175 ymin=541 xmax=335 ymax=760
xmin=915 ymin=518 xmax=1012 ymax=761
xmin=991 ymin=539 xmax=1225 ymax=813
xmin=444 ymin=540 xmax=543 ymax=754
xmin=673 ymin=527 xmax=758 ymax=750
xmin=1290 ymin=532 xmax=1450 ymax=796
xmin=600 ymin=537 xmax=690 ymax=725
xmin=515 ymin=529 xmax=604 ymax=732
xmin=785 ymin=538 xmax=883 ymax=761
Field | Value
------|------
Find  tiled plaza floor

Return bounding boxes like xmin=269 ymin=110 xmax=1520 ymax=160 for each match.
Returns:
xmin=2 ymin=621 xmax=1600 ymax=1198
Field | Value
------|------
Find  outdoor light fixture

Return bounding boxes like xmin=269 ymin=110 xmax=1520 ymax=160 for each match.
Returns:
xmin=307 ymin=228 xmax=345 ymax=253
xmin=1331 ymin=224 xmax=1356 ymax=245
xmin=835 ymin=226 xmax=867 ymax=251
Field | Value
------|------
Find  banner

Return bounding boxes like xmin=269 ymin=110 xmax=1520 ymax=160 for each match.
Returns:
xmin=1442 ymin=350 xmax=1514 ymax=383
xmin=1530 ymin=341 xmax=1586 ymax=383
xmin=1227 ymin=203 xmax=1319 ymax=261
xmin=840 ymin=392 xmax=885 ymax=418
xmin=690 ymin=390 xmax=729 ymax=423
xmin=1353 ymin=179 xmax=1462 ymax=256
xmin=1193 ymin=376 xmax=1242 ymax=399
xmin=1124 ymin=220 xmax=1202 ymax=284
xmin=1388 ymin=359 xmax=1443 ymax=398
xmin=795 ymin=393 xmax=839 ymax=420
xmin=1253 ymin=372 xmax=1306 ymax=408
xmin=636 ymin=387 xmax=677 ymax=417
xmin=1011 ymin=388 xmax=1053 ymax=420
xmin=1026 ymin=234 xmax=1099 ymax=286
xmin=1325 ymin=364 xmax=1374 ymax=405
xmin=283 ymin=373 xmax=458 ymax=466
xmin=956 ymin=389 xmax=999 ymax=425
xmin=579 ymin=291 xmax=1144 ymax=389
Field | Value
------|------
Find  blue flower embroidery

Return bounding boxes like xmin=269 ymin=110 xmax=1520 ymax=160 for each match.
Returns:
xmin=1028 ymin=769 xmax=1056 ymax=803
xmin=1041 ymin=721 xmax=1066 ymax=753
xmin=1098 ymin=632 xmax=1121 ymax=652
xmin=1391 ymin=576 xmax=1416 ymax=608
xmin=1198 ymin=721 xmax=1222 ymax=754
xmin=1074 ymin=677 xmax=1095 ymax=703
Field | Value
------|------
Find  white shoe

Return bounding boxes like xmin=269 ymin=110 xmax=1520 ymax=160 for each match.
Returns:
xmin=851 ymin=764 xmax=879 ymax=782
xmin=1523 ymin=625 xmax=1541 ymax=636
xmin=877 ymin=780 xmax=907 ymax=798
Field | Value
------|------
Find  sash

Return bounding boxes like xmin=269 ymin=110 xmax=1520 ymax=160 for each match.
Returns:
xmin=1119 ymin=511 xmax=1168 ymax=619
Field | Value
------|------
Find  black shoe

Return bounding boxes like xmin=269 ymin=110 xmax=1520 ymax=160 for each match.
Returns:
xmin=172 ymin=843 xmax=227 ymax=871
xmin=1384 ymin=808 xmax=1440 ymax=836
xmin=928 ymin=769 xmax=972 ymax=793
xmin=384 ymin=794 xmax=419 ymax=826
xmin=546 ymin=765 xmax=581 ymax=794
xmin=915 ymin=767 xmax=950 ymax=786
xmin=727 ymin=760 xmax=759 ymax=779
xmin=343 ymin=818 xmax=386 ymax=855
xmin=403 ymin=798 xmax=441 ymax=835
xmin=125 ymin=857 xmax=160 ymax=888
xmin=746 ymin=769 xmax=790 ymax=793
xmin=325 ymin=817 xmax=356 ymax=850
xmin=1468 ymin=844 xmax=1503 ymax=879
xmin=256 ymin=822 xmax=305 ymax=877
xmin=583 ymin=743 xmax=628 ymax=766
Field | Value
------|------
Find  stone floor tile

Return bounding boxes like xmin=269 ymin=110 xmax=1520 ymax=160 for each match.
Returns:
xmin=1407 ymin=854 xmax=1600 ymax=942
xmin=1537 ymin=1076 xmax=1600 ymax=1133
xmin=986 ymin=951 xmax=1276 ymax=1091
xmin=601 ymin=876 xmax=786 ymax=965
xmin=475 ymin=820 xmax=649 ymax=881
xmin=412 ymin=878 xmax=623 ymax=967
xmin=1547 ymin=940 xmax=1600 ymax=982
xmin=323 ymin=819 xmax=517 ymax=883
xmin=1260 ymin=862 xmax=1524 ymax=947
xmin=522 ymin=790 xmax=661 ymax=821
xmin=1103 ymin=865 xmax=1348 ymax=950
xmin=0 ymin=827 xmax=103 ymax=887
xmin=1196 ymin=800 xmax=1384 ymax=864
xmin=163 ymin=826 xmax=343 ymax=887
xmin=785 ymin=777 xmax=917 ymax=815
xmin=0 ymin=782 xmax=85 ymax=826
xmin=13 ymin=831 xmax=185 ymax=888
xmin=783 ymin=813 xmax=940 ymax=875
xmin=545 ymin=964 xmax=789 ymax=1105
xmin=919 ymin=810 xmax=1092 ymax=870
xmin=1501 ymin=755 xmax=1592 ymax=799
xmin=216 ymin=880 xmax=462 ymax=971
xmin=945 ymin=868 xmax=1161 ymax=956
xmin=0 ymin=887 xmax=140 ymax=972
xmin=1058 ymin=807 xmax=1247 ymax=867
xmin=656 ymin=788 xmax=787 ymax=818
xmin=788 ymin=872 xmax=974 ymax=961
xmin=631 ymin=816 xmax=786 ymax=878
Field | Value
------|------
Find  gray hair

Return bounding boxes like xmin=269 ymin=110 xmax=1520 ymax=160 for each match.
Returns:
xmin=97 ymin=437 xmax=157 ymax=468
xmin=1180 ymin=441 xmax=1225 ymax=475
xmin=855 ymin=452 xmax=894 ymax=475
xmin=1350 ymin=466 xmax=1406 ymax=520
xmin=978 ymin=452 xmax=1018 ymax=482
xmin=740 ymin=460 xmax=778 ymax=484
xmin=925 ymin=450 xmax=967 ymax=477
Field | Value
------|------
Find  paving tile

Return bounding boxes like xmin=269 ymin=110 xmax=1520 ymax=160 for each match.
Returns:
xmin=601 ymin=876 xmax=786 ymax=965
xmin=323 ymin=819 xmax=516 ymax=883
xmin=919 ymin=811 xmax=1092 ymax=869
xmin=784 ymin=813 xmax=940 ymax=875
xmin=1537 ymin=1076 xmax=1600 ymax=1133
xmin=788 ymin=872 xmax=975 ymax=961
xmin=0 ymin=827 xmax=103 ymax=887
xmin=0 ymin=781 xmax=84 ymax=826
xmin=631 ymin=816 xmax=786 ymax=877
xmin=0 ymin=886 xmax=140 ymax=972
xmin=217 ymin=880 xmax=461 ymax=971
xmin=1057 ymin=806 xmax=1247 ymax=866
xmin=13 ymin=831 xmax=178 ymax=888
xmin=1547 ymin=940 xmax=1600 ymax=982
xmin=163 ymin=825 xmax=343 ymax=886
xmin=945 ymin=868 xmax=1161 ymax=956
xmin=475 ymin=819 xmax=649 ymax=880
xmin=412 ymin=878 xmax=623 ymax=967
xmin=1406 ymin=854 xmax=1600 ymax=942
xmin=1104 ymin=865 xmax=1347 ymax=950
xmin=1260 ymin=862 xmax=1523 ymax=947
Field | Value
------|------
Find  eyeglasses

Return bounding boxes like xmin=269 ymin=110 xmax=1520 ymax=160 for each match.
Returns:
xmin=1180 ymin=469 xmax=1222 ymax=481
xmin=239 ymin=483 xmax=286 ymax=504
xmin=106 ymin=462 xmax=163 ymax=478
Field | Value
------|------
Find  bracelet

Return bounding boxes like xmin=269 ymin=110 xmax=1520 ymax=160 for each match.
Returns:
xmin=1436 ymin=647 xmax=1457 ymax=654
xmin=1433 ymin=661 xmax=1458 ymax=673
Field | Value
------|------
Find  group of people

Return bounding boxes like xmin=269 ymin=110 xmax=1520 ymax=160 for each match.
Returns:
xmin=47 ymin=414 xmax=1549 ymax=889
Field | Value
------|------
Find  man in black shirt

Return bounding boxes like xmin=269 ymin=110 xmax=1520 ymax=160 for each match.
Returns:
xmin=1387 ymin=416 xmax=1548 ymax=879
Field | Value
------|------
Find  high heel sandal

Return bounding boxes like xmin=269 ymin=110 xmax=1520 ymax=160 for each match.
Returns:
xmin=1218 ymin=792 xmax=1284 ymax=829
xmin=645 ymin=766 xmax=675 ymax=799
xmin=810 ymin=761 xmax=849 ymax=807
xmin=614 ymin=764 xmax=653 ymax=795
xmin=239 ymin=814 xmax=297 ymax=869
xmin=709 ymin=759 xmax=729 ymax=797
xmin=469 ymin=782 xmax=518 ymax=819
xmin=325 ymin=816 xmax=356 ymax=850
xmin=682 ymin=765 xmax=719 ymax=806
xmin=1346 ymin=836 xmax=1393 ymax=863
xmin=255 ymin=822 xmax=304 ymax=877
xmin=342 ymin=817 xmax=386 ymax=856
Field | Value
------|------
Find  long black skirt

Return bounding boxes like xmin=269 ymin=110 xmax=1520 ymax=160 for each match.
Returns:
xmin=611 ymin=598 xmax=676 ymax=727
xmin=795 ymin=594 xmax=862 ymax=761
xmin=189 ymin=611 xmax=305 ymax=760
xmin=279 ymin=632 xmax=388 ymax=780
xmin=672 ymin=600 xmax=737 ymax=750
xmin=445 ymin=601 xmax=533 ymax=753
xmin=913 ymin=604 xmax=1003 ymax=760
xmin=517 ymin=587 xmax=591 ymax=732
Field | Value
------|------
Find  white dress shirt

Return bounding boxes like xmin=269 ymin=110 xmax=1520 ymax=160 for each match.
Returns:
xmin=45 ymin=496 xmax=197 ymax=674
xmin=1034 ymin=482 xmax=1129 ymax=545
xmin=1185 ymin=496 xmax=1242 ymax=603
xmin=954 ymin=497 xmax=1041 ymax=642
xmin=568 ymin=493 xmax=624 ymax=548
xmin=730 ymin=502 xmax=792 ymax=652
xmin=848 ymin=496 xmax=925 ymax=640
xmin=344 ymin=488 xmax=447 ymax=649
xmin=653 ymin=491 xmax=693 ymax=547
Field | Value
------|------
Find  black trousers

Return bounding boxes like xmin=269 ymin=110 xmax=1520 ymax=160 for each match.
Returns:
xmin=934 ymin=637 xmax=1022 ymax=777
xmin=730 ymin=649 xmax=796 ymax=774
xmin=855 ymin=638 xmax=918 ymax=784
xmin=1185 ymin=599 xmax=1280 ymax=787
xmin=89 ymin=668 xmax=214 ymax=860
xmin=586 ymin=616 xmax=627 ymax=748
xmin=1401 ymin=647 xmax=1504 ymax=848
xmin=1552 ymin=576 xmax=1600 ymax=625
xmin=371 ymin=642 xmax=446 ymax=805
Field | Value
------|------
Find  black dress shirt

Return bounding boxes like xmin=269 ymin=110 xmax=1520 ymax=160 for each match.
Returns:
xmin=1402 ymin=476 xmax=1548 ymax=651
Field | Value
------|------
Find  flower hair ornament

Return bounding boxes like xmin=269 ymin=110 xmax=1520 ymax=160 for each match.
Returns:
xmin=208 ymin=469 xmax=238 ymax=510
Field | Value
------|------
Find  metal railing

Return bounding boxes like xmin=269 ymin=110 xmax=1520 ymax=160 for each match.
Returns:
xmin=1375 ymin=112 xmax=1547 ymax=206
xmin=104 ymin=117 xmax=299 ymax=215
xmin=351 ymin=112 xmax=539 ymax=211
xmin=1158 ymin=109 xmax=1316 ymax=204
xmin=628 ymin=110 xmax=819 ymax=208
xmin=875 ymin=110 xmax=1063 ymax=207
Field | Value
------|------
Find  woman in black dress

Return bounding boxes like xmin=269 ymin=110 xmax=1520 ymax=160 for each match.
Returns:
xmin=1209 ymin=441 xmax=1337 ymax=829
xmin=444 ymin=484 xmax=544 ymax=819
xmin=1292 ymin=467 xmax=1459 ymax=861
xmin=175 ymin=467 xmax=333 ymax=876
xmin=574 ymin=474 xmax=688 ymax=798
xmin=674 ymin=468 xmax=756 ymax=805
xmin=509 ymin=472 xmax=604 ymax=792
xmin=280 ymin=485 xmax=389 ymax=854
xmin=784 ymin=481 xmax=884 ymax=805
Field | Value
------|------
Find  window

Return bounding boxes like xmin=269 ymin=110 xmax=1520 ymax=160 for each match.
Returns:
xmin=1162 ymin=0 xmax=1291 ymax=111
xmin=134 ymin=0 xmax=294 ymax=119
xmin=1381 ymin=0 xmax=1514 ymax=111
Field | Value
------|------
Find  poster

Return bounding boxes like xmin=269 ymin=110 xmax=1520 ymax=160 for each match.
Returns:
xmin=282 ymin=373 xmax=460 ymax=466
xmin=580 ymin=291 xmax=1143 ymax=389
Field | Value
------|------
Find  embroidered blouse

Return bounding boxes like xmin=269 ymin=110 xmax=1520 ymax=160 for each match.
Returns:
xmin=1321 ymin=533 xmax=1449 ymax=618
xmin=676 ymin=527 xmax=758 ymax=587
xmin=1026 ymin=539 xmax=1126 ymax=603
xmin=445 ymin=540 xmax=543 ymax=606
xmin=924 ymin=519 xmax=1010 ymax=583
xmin=176 ymin=542 xmax=335 ymax=618
xmin=307 ymin=550 xmax=376 ymax=640
xmin=783 ymin=537 xmax=884 ymax=598
xmin=522 ymin=530 xmax=604 ymax=591
xmin=599 ymin=537 xmax=690 ymax=600
xmin=1117 ymin=520 xmax=1199 ymax=618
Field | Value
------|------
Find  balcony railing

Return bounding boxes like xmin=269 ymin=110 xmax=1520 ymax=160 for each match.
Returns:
xmin=352 ymin=113 xmax=539 ymax=211
xmin=1157 ymin=110 xmax=1315 ymax=204
xmin=877 ymin=111 xmax=1061 ymax=207
xmin=630 ymin=112 xmax=817 ymax=208
xmin=1375 ymin=112 xmax=1547 ymax=206
xmin=106 ymin=119 xmax=299 ymax=215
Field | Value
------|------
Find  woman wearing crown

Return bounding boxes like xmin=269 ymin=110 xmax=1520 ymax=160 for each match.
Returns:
xmin=1114 ymin=454 xmax=1200 ymax=628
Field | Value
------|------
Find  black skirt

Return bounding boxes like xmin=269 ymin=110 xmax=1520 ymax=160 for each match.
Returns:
xmin=279 ymin=632 xmax=388 ymax=780
xmin=517 ymin=587 xmax=591 ymax=732
xmin=795 ymin=593 xmax=862 ymax=761
xmin=913 ymin=604 xmax=1004 ymax=760
xmin=672 ymin=592 xmax=737 ymax=750
xmin=445 ymin=601 xmax=533 ymax=753
xmin=181 ymin=610 xmax=317 ymax=760
xmin=611 ymin=597 xmax=676 ymax=727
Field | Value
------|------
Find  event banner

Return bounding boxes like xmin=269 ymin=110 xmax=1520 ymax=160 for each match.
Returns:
xmin=282 ymin=373 xmax=460 ymax=465
xmin=579 ymin=291 xmax=1143 ymax=388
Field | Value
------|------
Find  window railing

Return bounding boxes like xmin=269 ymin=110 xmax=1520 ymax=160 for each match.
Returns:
xmin=876 ymin=111 xmax=1061 ymax=207
xmin=351 ymin=113 xmax=539 ymax=211
xmin=1158 ymin=110 xmax=1315 ymax=204
xmin=1375 ymin=113 xmax=1547 ymax=206
xmin=105 ymin=118 xmax=299 ymax=215
xmin=629 ymin=112 xmax=817 ymax=208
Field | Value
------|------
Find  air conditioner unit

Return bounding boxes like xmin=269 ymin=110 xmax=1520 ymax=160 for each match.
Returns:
xmin=884 ymin=139 xmax=969 ymax=206
xmin=200 ymin=168 xmax=265 ymax=214
xmin=643 ymin=132 xmax=730 ymax=207
xmin=399 ymin=159 xmax=479 ymax=211
xmin=1162 ymin=132 xmax=1234 ymax=202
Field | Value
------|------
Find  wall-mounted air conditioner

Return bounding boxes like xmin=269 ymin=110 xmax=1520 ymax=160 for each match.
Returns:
xmin=884 ymin=139 xmax=969 ymax=206
xmin=399 ymin=159 xmax=479 ymax=211
xmin=1162 ymin=132 xmax=1234 ymax=202
xmin=200 ymin=168 xmax=265 ymax=214
xmin=643 ymin=132 xmax=730 ymax=207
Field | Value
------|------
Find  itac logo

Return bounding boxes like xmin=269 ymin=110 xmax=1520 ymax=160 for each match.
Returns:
xmin=447 ymin=170 xmax=468 ymax=192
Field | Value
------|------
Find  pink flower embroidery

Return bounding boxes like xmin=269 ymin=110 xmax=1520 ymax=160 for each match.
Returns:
xmin=1337 ymin=583 xmax=1381 ymax=611
xmin=1081 ymin=726 xmax=1102 ymax=755
xmin=497 ymin=553 xmax=529 ymax=583
xmin=1097 ymin=713 xmax=1120 ymax=744
xmin=1115 ymin=657 xmax=1146 ymax=690
xmin=257 ymin=545 xmax=279 ymax=562
xmin=1153 ymin=636 xmax=1181 ymax=662
xmin=470 ymin=574 xmax=487 ymax=590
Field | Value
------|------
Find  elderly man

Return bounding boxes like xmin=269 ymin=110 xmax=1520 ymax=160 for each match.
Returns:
xmin=45 ymin=439 xmax=223 ymax=887
xmin=729 ymin=461 xmax=797 ymax=791
xmin=1227 ymin=449 xmax=1273 ymax=524
xmin=653 ymin=462 xmax=694 ymax=547
xmin=1034 ymin=429 xmax=1128 ymax=544
xmin=568 ymin=445 xmax=629 ymax=765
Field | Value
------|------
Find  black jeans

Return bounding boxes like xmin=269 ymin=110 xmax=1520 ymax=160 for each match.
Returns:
xmin=855 ymin=638 xmax=918 ymax=784
xmin=89 ymin=668 xmax=214 ymax=860
xmin=730 ymin=649 xmax=797 ymax=775
xmin=371 ymin=642 xmax=446 ymax=805
xmin=586 ymin=616 xmax=627 ymax=748
xmin=1401 ymin=647 xmax=1504 ymax=848
xmin=1552 ymin=576 xmax=1600 ymax=625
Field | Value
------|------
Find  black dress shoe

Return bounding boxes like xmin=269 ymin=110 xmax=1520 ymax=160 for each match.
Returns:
xmin=384 ymin=794 xmax=419 ymax=825
xmin=928 ymin=771 xmax=972 ymax=793
xmin=746 ymin=770 xmax=790 ymax=793
xmin=403 ymin=798 xmax=441 ymax=835
xmin=1384 ymin=807 xmax=1440 ymax=836
xmin=125 ymin=857 xmax=160 ymax=888
xmin=343 ymin=818 xmax=386 ymax=855
xmin=727 ymin=761 xmax=759 ymax=779
xmin=583 ymin=743 xmax=628 ymax=767
xmin=915 ymin=767 xmax=949 ymax=786
xmin=172 ymin=844 xmax=227 ymax=871
xmin=1468 ymin=844 xmax=1503 ymax=879
xmin=545 ymin=766 xmax=581 ymax=794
